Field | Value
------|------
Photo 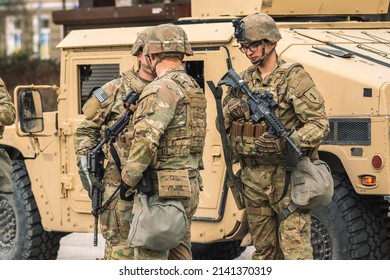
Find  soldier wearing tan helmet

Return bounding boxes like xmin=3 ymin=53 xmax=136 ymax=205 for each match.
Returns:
xmin=74 ymin=27 xmax=156 ymax=260
xmin=223 ymin=13 xmax=329 ymax=259
xmin=121 ymin=23 xmax=206 ymax=260
xmin=0 ymin=77 xmax=15 ymax=194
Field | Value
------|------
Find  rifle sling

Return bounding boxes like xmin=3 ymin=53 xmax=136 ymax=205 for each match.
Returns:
xmin=207 ymin=81 xmax=261 ymax=208
xmin=274 ymin=164 xmax=293 ymax=205
xmin=273 ymin=141 xmax=300 ymax=205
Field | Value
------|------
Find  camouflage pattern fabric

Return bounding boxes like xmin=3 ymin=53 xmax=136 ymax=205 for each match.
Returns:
xmin=100 ymin=162 xmax=134 ymax=260
xmin=0 ymin=78 xmax=15 ymax=193
xmin=223 ymin=60 xmax=329 ymax=260
xmin=0 ymin=78 xmax=16 ymax=138
xmin=74 ymin=69 xmax=148 ymax=260
xmin=121 ymin=65 xmax=205 ymax=187
xmin=234 ymin=13 xmax=282 ymax=43
xmin=74 ymin=69 xmax=145 ymax=160
xmin=241 ymin=164 xmax=312 ymax=260
xmin=134 ymin=172 xmax=201 ymax=260
xmin=143 ymin=24 xmax=193 ymax=56
xmin=121 ymin=65 xmax=206 ymax=260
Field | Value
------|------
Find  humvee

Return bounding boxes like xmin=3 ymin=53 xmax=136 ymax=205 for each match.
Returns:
xmin=1 ymin=0 xmax=390 ymax=260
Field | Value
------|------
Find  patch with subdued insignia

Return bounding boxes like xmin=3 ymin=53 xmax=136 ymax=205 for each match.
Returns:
xmin=93 ymin=87 xmax=108 ymax=103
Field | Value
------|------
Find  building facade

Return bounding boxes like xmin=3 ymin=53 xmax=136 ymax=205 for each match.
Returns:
xmin=0 ymin=0 xmax=78 ymax=61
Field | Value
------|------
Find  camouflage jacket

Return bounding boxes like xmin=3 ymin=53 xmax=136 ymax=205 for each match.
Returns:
xmin=0 ymin=78 xmax=16 ymax=139
xmin=74 ymin=69 xmax=147 ymax=162
xmin=223 ymin=59 xmax=329 ymax=162
xmin=121 ymin=65 xmax=207 ymax=187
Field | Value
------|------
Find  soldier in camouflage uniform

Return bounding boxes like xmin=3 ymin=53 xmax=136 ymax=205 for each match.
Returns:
xmin=223 ymin=13 xmax=329 ymax=259
xmin=121 ymin=23 xmax=207 ymax=260
xmin=74 ymin=28 xmax=156 ymax=260
xmin=0 ymin=78 xmax=16 ymax=193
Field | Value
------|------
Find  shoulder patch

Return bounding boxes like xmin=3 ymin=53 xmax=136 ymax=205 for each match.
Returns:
xmin=278 ymin=62 xmax=304 ymax=75
xmin=92 ymin=87 xmax=108 ymax=103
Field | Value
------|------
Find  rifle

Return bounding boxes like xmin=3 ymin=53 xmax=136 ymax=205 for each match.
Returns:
xmin=87 ymin=90 xmax=139 ymax=246
xmin=217 ymin=68 xmax=303 ymax=203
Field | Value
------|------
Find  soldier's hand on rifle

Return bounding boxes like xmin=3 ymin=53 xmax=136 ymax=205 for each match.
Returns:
xmin=255 ymin=132 xmax=286 ymax=154
xmin=226 ymin=98 xmax=250 ymax=120
xmin=223 ymin=98 xmax=250 ymax=128
xmin=77 ymin=156 xmax=104 ymax=199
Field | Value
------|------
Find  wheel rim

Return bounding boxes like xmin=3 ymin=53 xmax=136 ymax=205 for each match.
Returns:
xmin=0 ymin=196 xmax=16 ymax=255
xmin=311 ymin=214 xmax=332 ymax=260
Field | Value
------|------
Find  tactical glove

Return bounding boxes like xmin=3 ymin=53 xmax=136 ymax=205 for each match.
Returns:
xmin=77 ymin=156 xmax=104 ymax=199
xmin=226 ymin=98 xmax=250 ymax=120
xmin=255 ymin=132 xmax=286 ymax=154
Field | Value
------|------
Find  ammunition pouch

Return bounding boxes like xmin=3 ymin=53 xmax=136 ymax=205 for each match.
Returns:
xmin=229 ymin=121 xmax=270 ymax=157
xmin=156 ymin=169 xmax=192 ymax=199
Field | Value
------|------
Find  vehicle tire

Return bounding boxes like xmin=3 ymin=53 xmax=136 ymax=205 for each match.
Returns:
xmin=191 ymin=240 xmax=246 ymax=260
xmin=311 ymin=172 xmax=390 ymax=260
xmin=0 ymin=160 xmax=63 ymax=259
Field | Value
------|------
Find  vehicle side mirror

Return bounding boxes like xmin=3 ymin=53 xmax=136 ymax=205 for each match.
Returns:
xmin=18 ymin=89 xmax=44 ymax=133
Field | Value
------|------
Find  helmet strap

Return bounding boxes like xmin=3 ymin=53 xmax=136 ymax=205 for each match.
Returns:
xmin=140 ymin=62 xmax=152 ymax=72
xmin=146 ymin=55 xmax=157 ymax=75
xmin=252 ymin=44 xmax=276 ymax=66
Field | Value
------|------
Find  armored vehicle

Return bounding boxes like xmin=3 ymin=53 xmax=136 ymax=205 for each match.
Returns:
xmin=1 ymin=0 xmax=390 ymax=260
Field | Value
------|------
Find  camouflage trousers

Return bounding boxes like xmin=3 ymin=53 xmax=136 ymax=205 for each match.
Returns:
xmin=241 ymin=164 xmax=313 ymax=260
xmin=100 ymin=162 xmax=134 ymax=260
xmin=0 ymin=148 xmax=13 ymax=193
xmin=134 ymin=172 xmax=201 ymax=260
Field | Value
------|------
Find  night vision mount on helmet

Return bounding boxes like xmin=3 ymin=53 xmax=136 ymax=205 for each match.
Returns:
xmin=233 ymin=13 xmax=282 ymax=43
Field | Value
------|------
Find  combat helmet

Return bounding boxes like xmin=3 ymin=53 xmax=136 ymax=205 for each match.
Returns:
xmin=233 ymin=13 xmax=282 ymax=43
xmin=143 ymin=24 xmax=193 ymax=56
xmin=131 ymin=27 xmax=150 ymax=56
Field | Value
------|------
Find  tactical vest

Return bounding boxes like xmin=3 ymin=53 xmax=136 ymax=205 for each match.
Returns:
xmin=229 ymin=62 xmax=303 ymax=160
xmin=156 ymin=72 xmax=207 ymax=160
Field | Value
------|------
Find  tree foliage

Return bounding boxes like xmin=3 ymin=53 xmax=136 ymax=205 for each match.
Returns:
xmin=0 ymin=52 xmax=60 ymax=111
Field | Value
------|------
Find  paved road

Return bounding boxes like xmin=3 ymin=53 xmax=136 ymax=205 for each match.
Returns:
xmin=57 ymin=232 xmax=254 ymax=260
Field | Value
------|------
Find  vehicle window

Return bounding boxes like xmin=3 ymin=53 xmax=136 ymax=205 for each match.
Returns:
xmin=78 ymin=64 xmax=120 ymax=113
xmin=185 ymin=60 xmax=204 ymax=90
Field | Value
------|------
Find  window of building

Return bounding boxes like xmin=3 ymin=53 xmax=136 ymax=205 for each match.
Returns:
xmin=5 ymin=16 xmax=22 ymax=55
xmin=33 ymin=15 xmax=51 ymax=59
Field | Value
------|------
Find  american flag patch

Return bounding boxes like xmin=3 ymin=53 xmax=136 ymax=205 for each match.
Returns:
xmin=93 ymin=88 xmax=108 ymax=103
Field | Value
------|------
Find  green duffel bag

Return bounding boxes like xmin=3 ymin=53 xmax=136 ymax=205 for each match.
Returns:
xmin=127 ymin=193 xmax=187 ymax=251
xmin=290 ymin=157 xmax=334 ymax=209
